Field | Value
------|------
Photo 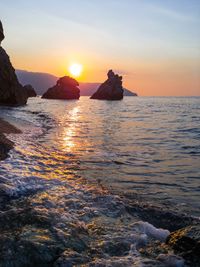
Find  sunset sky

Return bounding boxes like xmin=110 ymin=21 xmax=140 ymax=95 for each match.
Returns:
xmin=1 ymin=0 xmax=200 ymax=96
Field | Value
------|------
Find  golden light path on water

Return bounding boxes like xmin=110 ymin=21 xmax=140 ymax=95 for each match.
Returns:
xmin=62 ymin=107 xmax=80 ymax=153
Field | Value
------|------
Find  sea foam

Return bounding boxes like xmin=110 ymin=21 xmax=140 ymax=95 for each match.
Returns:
xmin=132 ymin=221 xmax=170 ymax=242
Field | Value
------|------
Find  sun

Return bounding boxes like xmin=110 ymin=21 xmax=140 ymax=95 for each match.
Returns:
xmin=69 ymin=63 xmax=83 ymax=77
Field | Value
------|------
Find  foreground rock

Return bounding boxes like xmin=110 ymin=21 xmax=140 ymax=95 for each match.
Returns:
xmin=0 ymin=118 xmax=21 ymax=160
xmin=42 ymin=76 xmax=80 ymax=100
xmin=90 ymin=70 xmax=124 ymax=100
xmin=0 ymin=133 xmax=14 ymax=160
xmin=23 ymin=84 xmax=37 ymax=97
xmin=166 ymin=224 xmax=200 ymax=266
xmin=0 ymin=20 xmax=28 ymax=106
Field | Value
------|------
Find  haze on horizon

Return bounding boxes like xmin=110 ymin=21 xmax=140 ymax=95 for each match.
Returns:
xmin=0 ymin=0 xmax=200 ymax=96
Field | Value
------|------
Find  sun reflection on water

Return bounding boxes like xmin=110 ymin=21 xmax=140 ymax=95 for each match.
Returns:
xmin=61 ymin=106 xmax=80 ymax=153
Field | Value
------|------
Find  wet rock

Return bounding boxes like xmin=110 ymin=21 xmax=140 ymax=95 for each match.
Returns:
xmin=90 ymin=70 xmax=124 ymax=100
xmin=99 ymin=240 xmax=131 ymax=256
xmin=0 ymin=21 xmax=28 ymax=106
xmin=0 ymin=208 xmax=87 ymax=266
xmin=23 ymin=84 xmax=37 ymax=97
xmin=0 ymin=118 xmax=22 ymax=161
xmin=89 ymin=257 xmax=165 ymax=267
xmin=166 ymin=224 xmax=200 ymax=266
xmin=139 ymin=240 xmax=170 ymax=259
xmin=0 ymin=133 xmax=14 ymax=160
xmin=53 ymin=249 xmax=89 ymax=267
xmin=0 ymin=207 xmax=50 ymax=231
xmin=125 ymin=202 xmax=198 ymax=232
xmin=0 ymin=226 xmax=64 ymax=267
xmin=156 ymin=254 xmax=184 ymax=267
xmin=42 ymin=76 xmax=80 ymax=100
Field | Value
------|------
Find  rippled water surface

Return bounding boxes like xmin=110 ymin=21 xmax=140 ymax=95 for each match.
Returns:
xmin=1 ymin=96 xmax=200 ymax=216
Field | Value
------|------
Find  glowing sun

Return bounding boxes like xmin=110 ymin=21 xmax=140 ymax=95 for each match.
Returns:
xmin=69 ymin=63 xmax=83 ymax=77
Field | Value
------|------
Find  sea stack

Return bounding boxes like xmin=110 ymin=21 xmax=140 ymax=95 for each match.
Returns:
xmin=42 ymin=76 xmax=80 ymax=100
xmin=90 ymin=70 xmax=124 ymax=100
xmin=0 ymin=20 xmax=28 ymax=106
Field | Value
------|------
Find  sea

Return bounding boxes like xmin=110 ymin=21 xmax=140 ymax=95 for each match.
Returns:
xmin=0 ymin=96 xmax=199 ymax=266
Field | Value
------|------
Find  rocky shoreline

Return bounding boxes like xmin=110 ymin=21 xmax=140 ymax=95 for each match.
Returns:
xmin=0 ymin=118 xmax=21 ymax=160
xmin=0 ymin=170 xmax=199 ymax=267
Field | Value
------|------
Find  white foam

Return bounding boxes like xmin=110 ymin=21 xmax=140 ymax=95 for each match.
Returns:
xmin=129 ymin=233 xmax=148 ymax=248
xmin=132 ymin=221 xmax=170 ymax=242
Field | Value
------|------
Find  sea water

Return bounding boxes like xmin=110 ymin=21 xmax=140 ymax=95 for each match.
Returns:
xmin=1 ymin=96 xmax=199 ymax=215
xmin=0 ymin=96 xmax=199 ymax=266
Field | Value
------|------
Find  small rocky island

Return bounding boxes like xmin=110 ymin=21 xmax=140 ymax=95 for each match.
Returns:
xmin=42 ymin=76 xmax=80 ymax=100
xmin=90 ymin=70 xmax=124 ymax=100
xmin=0 ymin=21 xmax=28 ymax=106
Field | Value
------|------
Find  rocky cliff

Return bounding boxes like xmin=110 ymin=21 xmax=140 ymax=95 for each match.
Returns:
xmin=0 ymin=20 xmax=28 ymax=106
xmin=23 ymin=84 xmax=37 ymax=97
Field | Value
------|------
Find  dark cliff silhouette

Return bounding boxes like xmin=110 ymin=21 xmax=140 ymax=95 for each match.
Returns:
xmin=23 ymin=84 xmax=37 ymax=97
xmin=0 ymin=21 xmax=28 ymax=106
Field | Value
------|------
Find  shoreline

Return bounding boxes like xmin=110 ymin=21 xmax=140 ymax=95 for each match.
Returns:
xmin=0 ymin=118 xmax=21 ymax=160
xmin=0 ymin=169 xmax=199 ymax=266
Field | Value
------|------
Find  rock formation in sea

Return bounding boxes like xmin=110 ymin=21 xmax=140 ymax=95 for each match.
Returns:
xmin=23 ymin=84 xmax=37 ymax=97
xmin=42 ymin=76 xmax=80 ymax=100
xmin=0 ymin=20 xmax=28 ymax=106
xmin=16 ymin=69 xmax=138 ymax=96
xmin=90 ymin=70 xmax=124 ymax=100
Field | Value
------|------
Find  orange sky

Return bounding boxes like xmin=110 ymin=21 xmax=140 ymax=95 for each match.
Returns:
xmin=1 ymin=0 xmax=200 ymax=96
xmin=9 ymin=51 xmax=200 ymax=96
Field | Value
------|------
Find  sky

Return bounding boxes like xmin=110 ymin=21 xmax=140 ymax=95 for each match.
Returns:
xmin=1 ymin=0 xmax=200 ymax=96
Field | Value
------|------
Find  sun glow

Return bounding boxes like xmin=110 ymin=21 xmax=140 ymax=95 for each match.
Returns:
xmin=69 ymin=63 xmax=83 ymax=77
